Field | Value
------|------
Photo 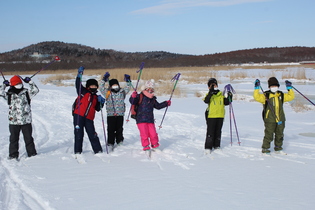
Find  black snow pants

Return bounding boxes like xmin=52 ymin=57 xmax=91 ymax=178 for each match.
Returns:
xmin=9 ymin=123 xmax=37 ymax=158
xmin=205 ymin=117 xmax=224 ymax=150
xmin=107 ymin=116 xmax=124 ymax=146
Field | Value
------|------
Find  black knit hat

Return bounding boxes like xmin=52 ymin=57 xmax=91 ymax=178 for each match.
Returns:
xmin=208 ymin=78 xmax=218 ymax=87
xmin=86 ymin=79 xmax=99 ymax=88
xmin=109 ymin=79 xmax=119 ymax=87
xmin=268 ymin=77 xmax=280 ymax=87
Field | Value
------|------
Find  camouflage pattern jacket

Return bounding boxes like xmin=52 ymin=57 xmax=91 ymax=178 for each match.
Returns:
xmin=0 ymin=81 xmax=39 ymax=125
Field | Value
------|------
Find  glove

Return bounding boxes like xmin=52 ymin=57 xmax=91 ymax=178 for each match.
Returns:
xmin=23 ymin=77 xmax=31 ymax=83
xmin=254 ymin=79 xmax=260 ymax=89
xmin=3 ymin=80 xmax=10 ymax=86
xmin=78 ymin=66 xmax=85 ymax=75
xmin=131 ymin=91 xmax=137 ymax=98
xmin=124 ymin=74 xmax=131 ymax=82
xmin=97 ymin=95 xmax=105 ymax=104
xmin=103 ymin=72 xmax=110 ymax=82
xmin=167 ymin=100 xmax=171 ymax=106
xmin=227 ymin=91 xmax=233 ymax=102
xmin=285 ymin=80 xmax=292 ymax=90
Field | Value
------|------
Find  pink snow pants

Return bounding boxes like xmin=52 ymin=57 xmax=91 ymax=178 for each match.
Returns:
xmin=137 ymin=123 xmax=159 ymax=150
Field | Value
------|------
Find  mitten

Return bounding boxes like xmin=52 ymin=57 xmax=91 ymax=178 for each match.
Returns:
xmin=97 ymin=95 xmax=105 ymax=104
xmin=78 ymin=66 xmax=85 ymax=75
xmin=103 ymin=72 xmax=110 ymax=82
xmin=285 ymin=80 xmax=292 ymax=90
xmin=3 ymin=80 xmax=10 ymax=86
xmin=124 ymin=74 xmax=131 ymax=82
xmin=167 ymin=100 xmax=171 ymax=106
xmin=131 ymin=91 xmax=137 ymax=98
xmin=23 ymin=77 xmax=31 ymax=83
xmin=254 ymin=79 xmax=260 ymax=89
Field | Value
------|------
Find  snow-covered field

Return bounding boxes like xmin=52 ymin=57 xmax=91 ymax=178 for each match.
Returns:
xmin=0 ymin=67 xmax=315 ymax=210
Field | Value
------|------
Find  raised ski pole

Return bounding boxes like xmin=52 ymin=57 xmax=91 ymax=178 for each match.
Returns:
xmin=30 ymin=56 xmax=60 ymax=78
xmin=126 ymin=62 xmax=145 ymax=122
xmin=100 ymin=105 xmax=109 ymax=154
xmin=158 ymin=73 xmax=181 ymax=129
xmin=291 ymin=85 xmax=315 ymax=106
xmin=259 ymin=82 xmax=282 ymax=125
xmin=224 ymin=84 xmax=240 ymax=145
xmin=0 ymin=69 xmax=6 ymax=80
xmin=75 ymin=67 xmax=84 ymax=130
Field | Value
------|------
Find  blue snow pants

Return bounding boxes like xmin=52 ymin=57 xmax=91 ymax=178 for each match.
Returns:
xmin=73 ymin=114 xmax=103 ymax=154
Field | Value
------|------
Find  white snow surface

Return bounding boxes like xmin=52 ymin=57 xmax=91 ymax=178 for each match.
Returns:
xmin=1 ymin=68 xmax=315 ymax=210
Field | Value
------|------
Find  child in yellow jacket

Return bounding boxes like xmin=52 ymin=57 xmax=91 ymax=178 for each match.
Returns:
xmin=253 ymin=77 xmax=295 ymax=154
xmin=203 ymin=78 xmax=231 ymax=154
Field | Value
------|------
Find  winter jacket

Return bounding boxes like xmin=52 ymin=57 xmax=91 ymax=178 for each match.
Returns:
xmin=73 ymin=76 xmax=101 ymax=120
xmin=129 ymin=92 xmax=168 ymax=124
xmin=203 ymin=90 xmax=229 ymax=118
xmin=253 ymin=89 xmax=295 ymax=123
xmin=99 ymin=80 xmax=131 ymax=116
xmin=0 ymin=81 xmax=39 ymax=125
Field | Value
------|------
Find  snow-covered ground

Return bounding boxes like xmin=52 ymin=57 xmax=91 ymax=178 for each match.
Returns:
xmin=0 ymin=67 xmax=315 ymax=210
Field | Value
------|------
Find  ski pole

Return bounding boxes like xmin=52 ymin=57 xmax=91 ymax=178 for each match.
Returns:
xmin=230 ymin=102 xmax=241 ymax=145
xmin=30 ymin=56 xmax=60 ymax=78
xmin=158 ymin=73 xmax=181 ymax=129
xmin=126 ymin=62 xmax=145 ymax=122
xmin=0 ymin=69 xmax=6 ymax=80
xmin=75 ymin=68 xmax=84 ymax=130
xmin=291 ymin=86 xmax=315 ymax=106
xmin=134 ymin=62 xmax=145 ymax=91
xmin=100 ymin=104 xmax=109 ymax=154
xmin=127 ymin=81 xmax=135 ymax=89
xmin=229 ymin=100 xmax=232 ymax=146
xmin=224 ymin=84 xmax=234 ymax=145
xmin=224 ymin=84 xmax=240 ymax=145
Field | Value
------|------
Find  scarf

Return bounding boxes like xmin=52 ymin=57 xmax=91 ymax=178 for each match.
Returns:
xmin=142 ymin=90 xmax=154 ymax=99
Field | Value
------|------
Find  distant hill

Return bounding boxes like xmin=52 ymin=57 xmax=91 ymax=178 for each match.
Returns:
xmin=0 ymin=41 xmax=315 ymax=71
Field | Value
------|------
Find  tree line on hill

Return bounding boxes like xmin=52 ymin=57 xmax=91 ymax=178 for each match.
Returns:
xmin=0 ymin=41 xmax=314 ymax=71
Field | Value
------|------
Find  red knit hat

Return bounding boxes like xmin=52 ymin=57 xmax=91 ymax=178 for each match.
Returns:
xmin=10 ymin=75 xmax=23 ymax=86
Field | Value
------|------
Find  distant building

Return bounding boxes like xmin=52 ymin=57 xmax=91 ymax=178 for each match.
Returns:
xmin=30 ymin=52 xmax=50 ymax=58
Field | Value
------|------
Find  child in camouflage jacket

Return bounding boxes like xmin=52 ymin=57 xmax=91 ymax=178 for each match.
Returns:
xmin=99 ymin=73 xmax=131 ymax=151
xmin=0 ymin=75 xmax=39 ymax=159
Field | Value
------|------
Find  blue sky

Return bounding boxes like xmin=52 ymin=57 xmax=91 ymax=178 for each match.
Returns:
xmin=0 ymin=0 xmax=314 ymax=55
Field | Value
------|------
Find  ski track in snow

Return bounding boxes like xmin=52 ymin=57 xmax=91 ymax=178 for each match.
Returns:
xmin=0 ymin=73 xmax=315 ymax=209
xmin=0 ymin=159 xmax=54 ymax=210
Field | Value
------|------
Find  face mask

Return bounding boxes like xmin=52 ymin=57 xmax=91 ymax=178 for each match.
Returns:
xmin=270 ymin=87 xmax=278 ymax=93
xmin=15 ymin=84 xmax=23 ymax=89
xmin=111 ymin=85 xmax=119 ymax=90
xmin=214 ymin=87 xmax=219 ymax=91
xmin=89 ymin=88 xmax=97 ymax=93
